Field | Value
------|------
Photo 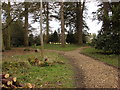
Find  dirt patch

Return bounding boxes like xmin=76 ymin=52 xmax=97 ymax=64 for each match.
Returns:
xmin=62 ymin=53 xmax=86 ymax=88
xmin=2 ymin=48 xmax=34 ymax=56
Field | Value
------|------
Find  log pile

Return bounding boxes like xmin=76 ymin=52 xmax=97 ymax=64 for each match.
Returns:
xmin=28 ymin=58 xmax=65 ymax=67
xmin=28 ymin=58 xmax=50 ymax=66
xmin=0 ymin=73 xmax=34 ymax=88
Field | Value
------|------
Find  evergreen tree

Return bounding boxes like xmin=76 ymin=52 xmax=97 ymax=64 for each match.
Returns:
xmin=95 ymin=2 xmax=120 ymax=54
xmin=10 ymin=20 xmax=24 ymax=47
xmin=48 ymin=31 xmax=59 ymax=43
xmin=66 ymin=32 xmax=76 ymax=44
xmin=28 ymin=34 xmax=34 ymax=46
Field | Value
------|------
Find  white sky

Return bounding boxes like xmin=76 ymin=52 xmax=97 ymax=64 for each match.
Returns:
xmin=85 ymin=1 xmax=102 ymax=34
xmin=30 ymin=1 xmax=102 ymax=35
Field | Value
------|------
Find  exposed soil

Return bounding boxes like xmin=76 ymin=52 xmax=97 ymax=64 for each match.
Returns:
xmin=2 ymin=48 xmax=34 ymax=56
xmin=2 ymin=47 xmax=120 ymax=88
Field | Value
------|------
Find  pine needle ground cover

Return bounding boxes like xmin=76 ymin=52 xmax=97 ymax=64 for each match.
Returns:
xmin=2 ymin=52 xmax=74 ymax=88
xmin=81 ymin=47 xmax=119 ymax=68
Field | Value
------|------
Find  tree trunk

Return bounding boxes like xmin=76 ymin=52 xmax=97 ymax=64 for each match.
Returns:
xmin=40 ymin=1 xmax=44 ymax=60
xmin=77 ymin=1 xmax=85 ymax=45
xmin=103 ymin=2 xmax=109 ymax=32
xmin=61 ymin=1 xmax=65 ymax=47
xmin=46 ymin=2 xmax=49 ymax=43
xmin=77 ymin=2 xmax=83 ymax=45
xmin=78 ymin=4 xmax=83 ymax=45
xmin=0 ymin=74 xmax=9 ymax=79
xmin=75 ymin=2 xmax=80 ymax=44
xmin=2 ymin=79 xmax=13 ymax=86
xmin=2 ymin=35 xmax=5 ymax=51
xmin=5 ymin=1 xmax=11 ymax=50
xmin=24 ymin=2 xmax=29 ymax=46
xmin=0 ymin=1 xmax=4 ymax=51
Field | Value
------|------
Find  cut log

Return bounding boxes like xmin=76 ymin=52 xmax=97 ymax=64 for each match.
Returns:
xmin=56 ymin=61 xmax=65 ymax=64
xmin=35 ymin=58 xmax=40 ymax=65
xmin=13 ymin=81 xmax=23 ymax=87
xmin=32 ymin=84 xmax=35 ymax=88
xmin=38 ymin=62 xmax=44 ymax=66
xmin=2 ymin=79 xmax=12 ymax=86
xmin=44 ymin=58 xmax=48 ymax=62
xmin=7 ymin=77 xmax=17 ymax=82
xmin=0 ymin=74 xmax=9 ymax=79
xmin=28 ymin=58 xmax=31 ymax=62
xmin=1 ymin=84 xmax=8 ymax=88
xmin=25 ymin=83 xmax=32 ymax=88
xmin=10 ymin=85 xmax=17 ymax=88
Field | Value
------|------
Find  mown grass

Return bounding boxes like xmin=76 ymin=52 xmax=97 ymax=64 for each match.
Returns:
xmin=2 ymin=52 xmax=74 ymax=88
xmin=81 ymin=47 xmax=119 ymax=68
xmin=32 ymin=44 xmax=81 ymax=51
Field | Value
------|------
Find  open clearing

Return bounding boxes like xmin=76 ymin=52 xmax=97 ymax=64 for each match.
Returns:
xmin=2 ymin=47 xmax=120 ymax=88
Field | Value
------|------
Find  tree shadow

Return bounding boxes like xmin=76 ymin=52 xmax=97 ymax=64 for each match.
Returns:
xmin=61 ymin=53 xmax=86 ymax=88
xmin=96 ymin=52 xmax=120 ymax=55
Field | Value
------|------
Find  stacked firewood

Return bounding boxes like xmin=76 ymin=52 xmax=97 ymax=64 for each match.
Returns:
xmin=0 ymin=73 xmax=34 ymax=88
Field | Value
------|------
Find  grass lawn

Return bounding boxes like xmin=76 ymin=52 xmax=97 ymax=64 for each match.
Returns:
xmin=32 ymin=44 xmax=81 ymax=51
xmin=81 ymin=47 xmax=119 ymax=68
xmin=2 ymin=52 xmax=74 ymax=88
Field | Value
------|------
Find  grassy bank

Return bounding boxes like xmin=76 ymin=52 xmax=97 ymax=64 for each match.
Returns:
xmin=2 ymin=52 xmax=74 ymax=88
xmin=81 ymin=47 xmax=119 ymax=68
xmin=32 ymin=44 xmax=81 ymax=51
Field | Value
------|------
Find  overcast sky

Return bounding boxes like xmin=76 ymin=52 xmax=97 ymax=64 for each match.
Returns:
xmin=30 ymin=1 xmax=102 ymax=35
xmin=85 ymin=0 xmax=102 ymax=34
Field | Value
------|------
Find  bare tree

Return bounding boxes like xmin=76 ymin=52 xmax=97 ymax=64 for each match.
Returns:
xmin=4 ymin=0 xmax=11 ymax=50
xmin=40 ymin=0 xmax=44 ymax=59
xmin=0 ymin=1 xmax=4 ymax=51
xmin=24 ymin=2 xmax=29 ymax=46
xmin=44 ymin=2 xmax=50 ymax=43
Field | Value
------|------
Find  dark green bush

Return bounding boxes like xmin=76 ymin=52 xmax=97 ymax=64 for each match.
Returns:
xmin=95 ymin=32 xmax=120 ymax=54
xmin=48 ymin=31 xmax=59 ymax=43
xmin=66 ymin=32 xmax=77 ymax=44
xmin=95 ymin=4 xmax=120 ymax=54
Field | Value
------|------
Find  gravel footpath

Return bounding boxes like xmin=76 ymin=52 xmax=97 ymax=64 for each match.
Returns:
xmin=46 ymin=48 xmax=119 ymax=88
xmin=64 ymin=48 xmax=119 ymax=88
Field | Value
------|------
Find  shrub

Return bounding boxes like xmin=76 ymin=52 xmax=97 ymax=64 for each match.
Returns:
xmin=95 ymin=32 xmax=120 ymax=54
xmin=66 ymin=32 xmax=77 ymax=44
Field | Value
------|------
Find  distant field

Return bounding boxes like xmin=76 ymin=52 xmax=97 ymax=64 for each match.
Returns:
xmin=2 ymin=52 xmax=74 ymax=88
xmin=32 ymin=44 xmax=81 ymax=51
xmin=80 ymin=47 xmax=119 ymax=68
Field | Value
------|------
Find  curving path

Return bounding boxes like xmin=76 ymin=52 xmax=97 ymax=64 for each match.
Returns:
xmin=2 ymin=47 xmax=119 ymax=88
xmin=46 ymin=47 xmax=120 ymax=88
